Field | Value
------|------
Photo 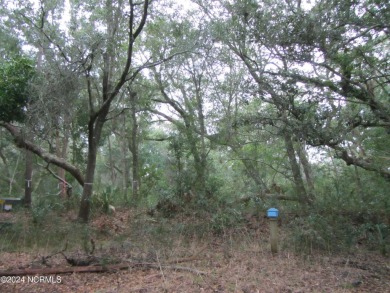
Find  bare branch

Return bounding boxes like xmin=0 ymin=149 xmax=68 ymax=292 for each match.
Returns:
xmin=37 ymin=163 xmax=72 ymax=188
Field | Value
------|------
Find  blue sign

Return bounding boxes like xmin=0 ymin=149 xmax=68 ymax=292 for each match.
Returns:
xmin=267 ymin=208 xmax=279 ymax=218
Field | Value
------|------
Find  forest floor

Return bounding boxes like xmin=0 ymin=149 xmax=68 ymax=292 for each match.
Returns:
xmin=0 ymin=208 xmax=389 ymax=293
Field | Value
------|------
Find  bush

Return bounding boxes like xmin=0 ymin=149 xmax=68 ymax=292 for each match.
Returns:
xmin=288 ymin=211 xmax=390 ymax=255
xmin=91 ymin=187 xmax=113 ymax=215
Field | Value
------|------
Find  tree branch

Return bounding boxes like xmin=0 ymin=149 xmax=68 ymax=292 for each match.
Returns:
xmin=331 ymin=145 xmax=390 ymax=181
xmin=37 ymin=163 xmax=72 ymax=188
xmin=0 ymin=123 xmax=84 ymax=186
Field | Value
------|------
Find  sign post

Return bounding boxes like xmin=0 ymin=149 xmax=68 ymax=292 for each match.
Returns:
xmin=267 ymin=208 xmax=279 ymax=254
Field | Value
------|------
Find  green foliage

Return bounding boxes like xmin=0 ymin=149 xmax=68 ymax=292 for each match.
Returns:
xmin=0 ymin=27 xmax=21 ymax=59
xmin=30 ymin=194 xmax=66 ymax=225
xmin=288 ymin=163 xmax=390 ymax=254
xmin=91 ymin=187 xmax=114 ymax=215
xmin=289 ymin=213 xmax=389 ymax=255
xmin=0 ymin=56 xmax=35 ymax=123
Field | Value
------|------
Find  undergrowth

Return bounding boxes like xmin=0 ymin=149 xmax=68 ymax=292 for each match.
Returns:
xmin=0 ymin=194 xmax=388 ymax=258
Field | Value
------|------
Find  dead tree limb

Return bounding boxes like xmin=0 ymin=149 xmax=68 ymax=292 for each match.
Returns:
xmin=0 ymin=262 xmax=207 ymax=276
xmin=0 ymin=264 xmax=129 ymax=276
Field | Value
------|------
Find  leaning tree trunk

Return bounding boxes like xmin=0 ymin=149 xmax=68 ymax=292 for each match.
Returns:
xmin=283 ymin=132 xmax=312 ymax=205
xmin=242 ymin=158 xmax=268 ymax=193
xmin=296 ymin=141 xmax=315 ymax=199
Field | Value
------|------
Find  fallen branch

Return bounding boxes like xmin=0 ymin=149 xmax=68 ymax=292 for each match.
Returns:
xmin=0 ymin=264 xmax=129 ymax=276
xmin=0 ymin=262 xmax=207 ymax=276
xmin=31 ymin=243 xmax=69 ymax=268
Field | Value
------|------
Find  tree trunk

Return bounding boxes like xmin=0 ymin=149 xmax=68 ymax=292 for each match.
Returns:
xmin=56 ymin=130 xmax=69 ymax=199
xmin=107 ymin=134 xmax=116 ymax=184
xmin=176 ymin=153 xmax=183 ymax=197
xmin=122 ymin=115 xmax=130 ymax=202
xmin=123 ymin=157 xmax=130 ymax=201
xmin=78 ymin=112 xmax=107 ymax=222
xmin=296 ymin=142 xmax=315 ymax=200
xmin=242 ymin=158 xmax=268 ymax=193
xmin=196 ymin=85 xmax=208 ymax=198
xmin=186 ymin=126 xmax=206 ymax=198
xmin=78 ymin=144 xmax=97 ymax=222
xmin=129 ymin=92 xmax=140 ymax=202
xmin=230 ymin=146 xmax=268 ymax=193
xmin=24 ymin=149 xmax=33 ymax=208
xmin=284 ymin=133 xmax=311 ymax=205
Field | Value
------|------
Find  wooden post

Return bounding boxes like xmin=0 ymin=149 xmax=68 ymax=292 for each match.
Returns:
xmin=269 ymin=218 xmax=278 ymax=254
xmin=267 ymin=208 xmax=279 ymax=254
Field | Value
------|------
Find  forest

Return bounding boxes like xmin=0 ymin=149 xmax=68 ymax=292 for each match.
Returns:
xmin=0 ymin=0 xmax=389 ymax=292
